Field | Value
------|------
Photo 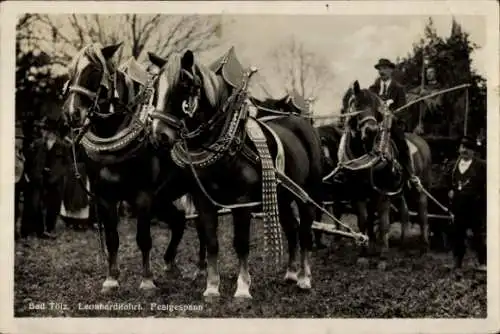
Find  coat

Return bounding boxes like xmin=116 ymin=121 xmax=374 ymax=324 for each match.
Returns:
xmin=369 ymin=77 xmax=407 ymax=128
xmin=447 ymin=156 xmax=486 ymax=217
xmin=369 ymin=78 xmax=407 ymax=112
xmin=27 ymin=137 xmax=71 ymax=187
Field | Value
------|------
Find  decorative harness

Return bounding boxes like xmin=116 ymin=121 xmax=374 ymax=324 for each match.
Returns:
xmin=324 ymin=96 xmax=405 ymax=196
xmin=65 ymin=46 xmax=158 ymax=260
xmin=151 ymin=67 xmax=287 ymax=266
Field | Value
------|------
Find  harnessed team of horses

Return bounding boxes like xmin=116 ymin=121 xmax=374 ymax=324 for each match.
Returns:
xmin=61 ymin=43 xmax=457 ymax=301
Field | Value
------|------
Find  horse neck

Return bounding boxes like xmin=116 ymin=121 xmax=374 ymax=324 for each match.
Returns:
xmin=90 ymin=107 xmax=133 ymax=138
xmin=187 ymin=77 xmax=232 ymax=149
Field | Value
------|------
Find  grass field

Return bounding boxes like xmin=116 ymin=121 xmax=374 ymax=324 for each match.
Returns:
xmin=14 ymin=214 xmax=486 ymax=318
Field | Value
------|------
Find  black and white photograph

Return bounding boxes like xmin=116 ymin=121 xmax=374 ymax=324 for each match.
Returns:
xmin=1 ymin=1 xmax=499 ymax=333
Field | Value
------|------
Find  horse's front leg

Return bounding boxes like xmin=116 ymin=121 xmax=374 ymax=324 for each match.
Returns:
xmin=135 ymin=191 xmax=156 ymax=291
xmin=417 ymin=191 xmax=430 ymax=255
xmin=162 ymin=202 xmax=186 ymax=273
xmin=232 ymin=207 xmax=252 ymax=299
xmin=194 ymin=195 xmax=220 ymax=301
xmin=99 ymin=198 xmax=120 ymax=294
xmin=377 ymin=196 xmax=392 ymax=270
xmin=355 ymin=200 xmax=370 ymax=267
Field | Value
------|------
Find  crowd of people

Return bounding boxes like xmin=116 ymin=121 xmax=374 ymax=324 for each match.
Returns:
xmin=15 ymin=116 xmax=94 ymax=241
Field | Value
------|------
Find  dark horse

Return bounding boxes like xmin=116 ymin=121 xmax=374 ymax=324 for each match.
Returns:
xmin=338 ymin=81 xmax=432 ymax=269
xmin=62 ymin=43 xmax=205 ymax=294
xmin=148 ymin=50 xmax=323 ymax=299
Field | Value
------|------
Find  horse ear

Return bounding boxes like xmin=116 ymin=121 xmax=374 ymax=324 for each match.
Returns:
xmin=181 ymin=50 xmax=194 ymax=70
xmin=147 ymin=52 xmax=167 ymax=68
xmin=352 ymin=80 xmax=361 ymax=96
xmin=101 ymin=43 xmax=122 ymax=60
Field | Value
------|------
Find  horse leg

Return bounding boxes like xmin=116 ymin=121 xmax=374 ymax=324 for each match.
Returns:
xmin=163 ymin=203 xmax=186 ymax=273
xmin=279 ymin=196 xmax=299 ymax=283
xmin=332 ymin=201 xmax=344 ymax=247
xmin=417 ymin=191 xmax=430 ymax=255
xmin=398 ymin=195 xmax=410 ymax=253
xmin=135 ymin=191 xmax=156 ymax=291
xmin=194 ymin=217 xmax=207 ymax=275
xmin=99 ymin=199 xmax=120 ymax=294
xmin=193 ymin=195 xmax=220 ymax=300
xmin=377 ymin=197 xmax=391 ymax=271
xmin=355 ymin=200 xmax=370 ymax=267
xmin=232 ymin=207 xmax=252 ymax=299
xmin=297 ymin=203 xmax=314 ymax=290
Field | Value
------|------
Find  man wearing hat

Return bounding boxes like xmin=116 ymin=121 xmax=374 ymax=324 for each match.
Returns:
xmin=22 ymin=116 xmax=70 ymax=239
xmin=447 ymin=135 xmax=486 ymax=272
xmin=369 ymin=58 xmax=420 ymax=189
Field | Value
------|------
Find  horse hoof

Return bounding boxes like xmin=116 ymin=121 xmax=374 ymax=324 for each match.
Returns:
xmin=203 ymin=291 xmax=221 ymax=303
xmin=377 ymin=261 xmax=388 ymax=271
xmin=164 ymin=263 xmax=181 ymax=275
xmin=284 ymin=270 xmax=299 ymax=283
xmin=297 ymin=277 xmax=312 ymax=290
xmin=357 ymin=257 xmax=370 ymax=267
xmin=139 ymin=279 xmax=157 ymax=291
xmin=234 ymin=290 xmax=252 ymax=300
xmin=101 ymin=278 xmax=119 ymax=294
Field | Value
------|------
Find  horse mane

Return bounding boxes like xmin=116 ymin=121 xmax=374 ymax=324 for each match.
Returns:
xmin=67 ymin=43 xmax=116 ymax=85
xmin=160 ymin=52 xmax=224 ymax=109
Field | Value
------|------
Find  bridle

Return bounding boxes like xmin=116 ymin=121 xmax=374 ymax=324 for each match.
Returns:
xmin=150 ymin=68 xmax=230 ymax=142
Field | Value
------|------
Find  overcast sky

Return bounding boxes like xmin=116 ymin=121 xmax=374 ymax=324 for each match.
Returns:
xmin=201 ymin=14 xmax=486 ymax=116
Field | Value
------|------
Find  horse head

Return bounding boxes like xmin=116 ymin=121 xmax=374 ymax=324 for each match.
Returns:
xmin=62 ymin=43 xmax=122 ymax=129
xmin=148 ymin=50 xmax=229 ymax=147
xmin=343 ymin=80 xmax=382 ymax=152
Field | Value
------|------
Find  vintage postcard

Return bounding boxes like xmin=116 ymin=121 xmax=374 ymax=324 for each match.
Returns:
xmin=1 ymin=1 xmax=499 ymax=333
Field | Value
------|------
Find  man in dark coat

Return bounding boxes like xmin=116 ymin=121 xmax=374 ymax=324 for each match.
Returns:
xmin=447 ymin=136 xmax=486 ymax=272
xmin=21 ymin=116 xmax=70 ymax=239
xmin=369 ymin=58 xmax=420 ymax=189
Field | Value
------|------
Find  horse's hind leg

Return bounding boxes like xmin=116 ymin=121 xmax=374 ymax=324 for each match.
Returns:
xmin=397 ymin=195 xmax=410 ymax=253
xmin=99 ymin=199 xmax=120 ymax=294
xmin=232 ymin=208 xmax=252 ymax=299
xmin=417 ymin=191 xmax=430 ymax=255
xmin=136 ymin=191 xmax=156 ymax=291
xmin=162 ymin=203 xmax=186 ymax=273
xmin=297 ymin=203 xmax=314 ymax=290
xmin=279 ymin=196 xmax=299 ymax=283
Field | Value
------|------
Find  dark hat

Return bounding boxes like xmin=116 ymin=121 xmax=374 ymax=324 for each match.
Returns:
xmin=460 ymin=135 xmax=478 ymax=151
xmin=374 ymin=58 xmax=396 ymax=70
xmin=39 ymin=116 xmax=61 ymax=132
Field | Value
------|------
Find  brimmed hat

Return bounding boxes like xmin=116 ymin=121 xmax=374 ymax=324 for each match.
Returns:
xmin=374 ymin=58 xmax=396 ymax=70
xmin=39 ymin=116 xmax=61 ymax=132
xmin=460 ymin=135 xmax=478 ymax=151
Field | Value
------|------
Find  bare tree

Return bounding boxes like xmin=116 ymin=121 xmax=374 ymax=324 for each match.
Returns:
xmin=270 ymin=36 xmax=334 ymax=100
xmin=19 ymin=14 xmax=221 ymax=67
